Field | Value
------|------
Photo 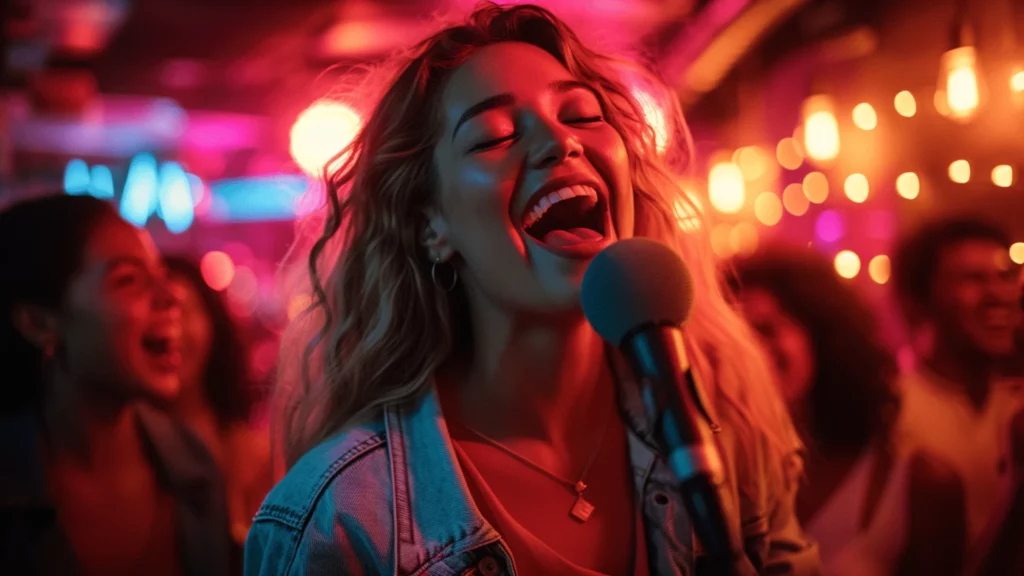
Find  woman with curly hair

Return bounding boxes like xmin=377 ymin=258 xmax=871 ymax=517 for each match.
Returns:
xmin=730 ymin=246 xmax=966 ymax=575
xmin=247 ymin=4 xmax=816 ymax=574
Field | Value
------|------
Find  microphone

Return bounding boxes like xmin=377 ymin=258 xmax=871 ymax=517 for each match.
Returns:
xmin=580 ymin=238 xmax=750 ymax=574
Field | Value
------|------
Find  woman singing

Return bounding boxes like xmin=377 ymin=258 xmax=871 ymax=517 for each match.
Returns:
xmin=246 ymin=4 xmax=818 ymax=575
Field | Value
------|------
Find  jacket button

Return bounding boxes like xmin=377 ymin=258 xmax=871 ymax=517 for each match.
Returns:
xmin=478 ymin=556 xmax=501 ymax=576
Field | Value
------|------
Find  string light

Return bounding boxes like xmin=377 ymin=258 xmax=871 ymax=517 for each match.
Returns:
xmin=801 ymin=95 xmax=841 ymax=162
xmin=708 ymin=162 xmax=746 ymax=214
xmin=1010 ymin=242 xmax=1024 ymax=265
xmin=754 ymin=192 xmax=783 ymax=226
xmin=776 ymin=138 xmax=804 ymax=170
xmin=782 ymin=183 xmax=809 ymax=216
xmin=868 ymin=255 xmax=891 ymax=284
xmin=1012 ymin=70 xmax=1024 ymax=93
xmin=290 ymin=101 xmax=361 ymax=177
xmin=852 ymin=103 xmax=877 ymax=130
xmin=896 ymin=172 xmax=920 ymax=199
xmin=834 ymin=250 xmax=861 ymax=279
xmin=844 ymin=174 xmax=870 ymax=203
xmin=894 ymin=91 xmax=917 ymax=117
xmin=949 ymin=160 xmax=971 ymax=183
xmin=991 ymin=165 xmax=1014 ymax=188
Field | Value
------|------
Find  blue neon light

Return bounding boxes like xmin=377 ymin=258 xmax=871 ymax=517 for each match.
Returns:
xmin=207 ymin=175 xmax=310 ymax=222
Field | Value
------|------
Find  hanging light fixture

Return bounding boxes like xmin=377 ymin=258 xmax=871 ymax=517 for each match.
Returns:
xmin=937 ymin=0 xmax=982 ymax=122
xmin=800 ymin=95 xmax=840 ymax=163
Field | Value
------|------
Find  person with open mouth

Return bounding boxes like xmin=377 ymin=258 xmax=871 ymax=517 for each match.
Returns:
xmin=250 ymin=4 xmax=818 ymax=575
xmin=0 ymin=194 xmax=235 ymax=576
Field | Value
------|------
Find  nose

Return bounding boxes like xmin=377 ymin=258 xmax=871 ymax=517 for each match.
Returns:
xmin=154 ymin=275 xmax=182 ymax=317
xmin=528 ymin=121 xmax=583 ymax=169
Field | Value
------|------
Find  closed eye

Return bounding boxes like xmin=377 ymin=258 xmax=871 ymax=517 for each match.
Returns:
xmin=470 ymin=133 xmax=518 ymax=152
xmin=565 ymin=115 xmax=603 ymax=124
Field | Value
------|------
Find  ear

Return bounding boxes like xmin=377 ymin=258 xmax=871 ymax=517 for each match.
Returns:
xmin=420 ymin=206 xmax=455 ymax=263
xmin=11 ymin=303 xmax=60 ymax=353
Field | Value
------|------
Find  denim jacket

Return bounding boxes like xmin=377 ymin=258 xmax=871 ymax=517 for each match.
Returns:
xmin=246 ymin=368 xmax=820 ymax=576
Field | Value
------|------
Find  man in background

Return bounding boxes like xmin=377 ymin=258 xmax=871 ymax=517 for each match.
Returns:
xmin=892 ymin=216 xmax=1023 ymax=565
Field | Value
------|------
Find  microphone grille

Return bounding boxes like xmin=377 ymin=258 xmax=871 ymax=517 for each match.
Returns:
xmin=580 ymin=238 xmax=695 ymax=345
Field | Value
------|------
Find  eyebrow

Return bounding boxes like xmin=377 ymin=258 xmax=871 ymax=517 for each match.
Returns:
xmin=104 ymin=256 xmax=149 ymax=273
xmin=450 ymin=79 xmax=598 ymax=142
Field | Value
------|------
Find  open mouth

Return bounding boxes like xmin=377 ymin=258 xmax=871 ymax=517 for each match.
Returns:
xmin=141 ymin=331 xmax=182 ymax=370
xmin=522 ymin=184 xmax=607 ymax=247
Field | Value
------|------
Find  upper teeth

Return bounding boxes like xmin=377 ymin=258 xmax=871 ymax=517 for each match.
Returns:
xmin=523 ymin=185 xmax=597 ymax=229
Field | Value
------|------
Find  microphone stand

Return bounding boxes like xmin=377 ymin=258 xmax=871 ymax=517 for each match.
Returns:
xmin=623 ymin=325 xmax=756 ymax=576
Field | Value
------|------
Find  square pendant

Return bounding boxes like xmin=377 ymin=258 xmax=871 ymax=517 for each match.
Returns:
xmin=570 ymin=496 xmax=595 ymax=522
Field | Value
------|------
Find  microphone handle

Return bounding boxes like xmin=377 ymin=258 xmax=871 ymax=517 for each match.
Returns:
xmin=623 ymin=327 xmax=753 ymax=576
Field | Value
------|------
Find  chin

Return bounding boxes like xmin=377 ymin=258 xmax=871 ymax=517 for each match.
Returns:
xmin=137 ymin=373 xmax=181 ymax=404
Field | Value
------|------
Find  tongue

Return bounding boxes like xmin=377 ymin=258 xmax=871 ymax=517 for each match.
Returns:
xmin=541 ymin=228 xmax=603 ymax=247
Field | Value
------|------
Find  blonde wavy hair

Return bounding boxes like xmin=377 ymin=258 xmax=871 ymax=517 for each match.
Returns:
xmin=276 ymin=2 xmax=799 ymax=471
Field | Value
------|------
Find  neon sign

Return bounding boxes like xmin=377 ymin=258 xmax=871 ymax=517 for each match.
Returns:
xmin=64 ymin=154 xmax=196 ymax=233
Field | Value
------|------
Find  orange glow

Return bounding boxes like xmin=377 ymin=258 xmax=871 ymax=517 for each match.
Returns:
xmin=1010 ymin=242 xmax=1024 ymax=265
xmin=868 ymin=255 xmax=891 ymax=284
xmin=801 ymin=96 xmax=840 ymax=162
xmin=1012 ymin=70 xmax=1024 ymax=93
xmin=200 ymin=251 xmax=235 ymax=292
xmin=632 ymin=88 xmax=669 ymax=152
xmin=852 ymin=103 xmax=877 ymax=130
xmin=734 ymin=146 xmax=770 ymax=180
xmin=894 ymin=91 xmax=917 ymax=117
xmin=896 ymin=172 xmax=920 ymax=199
xmin=782 ymin=183 xmax=809 ymax=216
xmin=728 ymin=222 xmax=759 ymax=256
xmin=843 ymin=174 xmax=869 ymax=203
xmin=802 ymin=172 xmax=829 ymax=204
xmin=776 ymin=138 xmax=804 ymax=170
xmin=708 ymin=162 xmax=746 ymax=214
xmin=834 ymin=250 xmax=861 ymax=279
xmin=949 ymin=160 xmax=971 ymax=184
xmin=754 ymin=192 xmax=783 ymax=226
xmin=940 ymin=46 xmax=981 ymax=121
xmin=992 ymin=165 xmax=1014 ymax=188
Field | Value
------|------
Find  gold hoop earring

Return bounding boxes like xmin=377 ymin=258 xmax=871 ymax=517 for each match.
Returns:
xmin=431 ymin=257 xmax=458 ymax=293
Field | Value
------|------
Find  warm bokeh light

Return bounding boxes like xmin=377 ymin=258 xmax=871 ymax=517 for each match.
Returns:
xmin=782 ymin=183 xmax=809 ymax=216
xmin=1010 ymin=242 xmax=1024 ymax=265
xmin=834 ymin=250 xmax=861 ymax=279
xmin=1013 ymin=70 xmax=1024 ymax=93
xmin=776 ymin=138 xmax=804 ymax=170
xmin=708 ymin=162 xmax=746 ymax=214
xmin=734 ymin=146 xmax=770 ymax=181
xmin=728 ymin=222 xmax=759 ymax=256
xmin=200 ymin=251 xmax=235 ymax=291
xmin=896 ymin=172 xmax=920 ymax=199
xmin=801 ymin=95 xmax=840 ymax=162
xmin=710 ymin=224 xmax=732 ymax=257
xmin=844 ymin=174 xmax=869 ymax=203
xmin=868 ymin=255 xmax=891 ymax=284
xmin=894 ymin=91 xmax=917 ymax=117
xmin=290 ymin=100 xmax=361 ymax=177
xmin=802 ymin=171 xmax=829 ymax=204
xmin=852 ymin=103 xmax=877 ymax=130
xmin=992 ymin=165 xmax=1014 ymax=188
xmin=934 ymin=90 xmax=951 ymax=116
xmin=632 ymin=88 xmax=669 ymax=152
xmin=949 ymin=160 xmax=971 ymax=184
xmin=754 ymin=192 xmax=783 ymax=226
xmin=940 ymin=46 xmax=980 ymax=121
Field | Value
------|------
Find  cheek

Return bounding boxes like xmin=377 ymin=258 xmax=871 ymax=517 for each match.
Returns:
xmin=442 ymin=160 xmax=523 ymax=254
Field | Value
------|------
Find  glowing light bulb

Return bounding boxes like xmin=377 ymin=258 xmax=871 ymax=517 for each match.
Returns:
xmin=754 ymin=192 xmax=783 ymax=226
xmin=707 ymin=162 xmax=746 ymax=214
xmin=894 ymin=91 xmax=917 ymax=117
xmin=1012 ymin=70 xmax=1024 ymax=93
xmin=949 ymin=160 xmax=971 ymax=184
xmin=940 ymin=46 xmax=981 ymax=121
xmin=1009 ymin=242 xmax=1024 ymax=265
xmin=834 ymin=250 xmax=861 ymax=279
xmin=991 ymin=165 xmax=1014 ymax=188
xmin=896 ymin=172 xmax=920 ymax=199
xmin=844 ymin=174 xmax=869 ymax=203
xmin=852 ymin=103 xmax=877 ymax=130
xmin=868 ymin=255 xmax=891 ymax=284
xmin=801 ymin=96 xmax=840 ymax=162
xmin=64 ymin=159 xmax=90 ymax=195
xmin=290 ymin=101 xmax=361 ymax=177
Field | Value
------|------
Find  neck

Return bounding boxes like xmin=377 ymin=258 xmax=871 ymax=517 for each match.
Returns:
xmin=43 ymin=369 xmax=141 ymax=470
xmin=926 ymin=335 xmax=993 ymax=408
xmin=444 ymin=284 xmax=614 ymax=453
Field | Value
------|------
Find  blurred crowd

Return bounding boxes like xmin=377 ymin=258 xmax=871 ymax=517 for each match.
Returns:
xmin=1 ymin=192 xmax=1021 ymax=575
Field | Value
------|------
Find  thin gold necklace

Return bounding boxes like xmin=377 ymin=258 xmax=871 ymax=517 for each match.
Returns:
xmin=455 ymin=410 xmax=613 ymax=523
